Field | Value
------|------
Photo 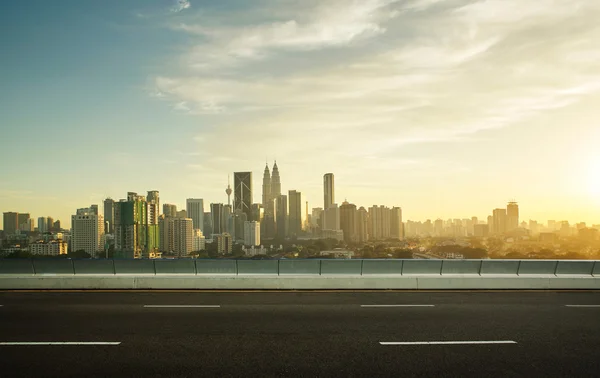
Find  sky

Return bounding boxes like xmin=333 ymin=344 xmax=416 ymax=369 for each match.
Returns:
xmin=1 ymin=0 xmax=600 ymax=229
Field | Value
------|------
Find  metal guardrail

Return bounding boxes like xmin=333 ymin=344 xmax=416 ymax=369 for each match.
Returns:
xmin=0 ymin=259 xmax=597 ymax=277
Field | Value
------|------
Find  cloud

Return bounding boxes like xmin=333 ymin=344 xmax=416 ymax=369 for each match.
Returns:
xmin=171 ymin=0 xmax=191 ymax=13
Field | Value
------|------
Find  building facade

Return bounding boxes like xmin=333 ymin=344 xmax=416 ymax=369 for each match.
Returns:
xmin=186 ymin=198 xmax=204 ymax=231
xmin=288 ymin=190 xmax=302 ymax=238
xmin=71 ymin=207 xmax=104 ymax=257
xmin=323 ymin=173 xmax=335 ymax=210
xmin=244 ymin=221 xmax=261 ymax=246
xmin=234 ymin=172 xmax=253 ymax=220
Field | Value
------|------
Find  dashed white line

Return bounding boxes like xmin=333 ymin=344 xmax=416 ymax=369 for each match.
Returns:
xmin=361 ymin=305 xmax=435 ymax=308
xmin=143 ymin=305 xmax=220 ymax=308
xmin=0 ymin=342 xmax=121 ymax=346
xmin=565 ymin=305 xmax=600 ymax=308
xmin=380 ymin=341 xmax=517 ymax=346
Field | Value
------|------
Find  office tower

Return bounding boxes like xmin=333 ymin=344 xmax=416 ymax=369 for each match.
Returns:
xmin=340 ymin=201 xmax=357 ymax=243
xmin=216 ymin=233 xmax=233 ymax=254
xmin=203 ymin=212 xmax=213 ymax=236
xmin=323 ymin=173 xmax=334 ymax=210
xmin=71 ymin=207 xmax=104 ymax=257
xmin=323 ymin=203 xmax=340 ymax=231
xmin=210 ymin=203 xmax=224 ymax=235
xmin=474 ymin=224 xmax=489 ymax=237
xmin=233 ymin=209 xmax=247 ymax=241
xmin=17 ymin=213 xmax=30 ymax=230
xmin=492 ymin=208 xmax=507 ymax=235
xmin=275 ymin=194 xmax=288 ymax=240
xmin=159 ymin=215 xmax=174 ymax=253
xmin=147 ymin=190 xmax=160 ymax=211
xmin=223 ymin=205 xmax=233 ymax=233
xmin=234 ymin=172 xmax=253 ymax=220
xmin=147 ymin=191 xmax=160 ymax=227
xmin=251 ymin=203 xmax=263 ymax=223
xmin=173 ymin=217 xmax=193 ymax=257
xmin=434 ymin=219 xmax=444 ymax=236
xmin=20 ymin=218 xmax=35 ymax=232
xmin=305 ymin=201 xmax=309 ymax=230
xmin=114 ymin=193 xmax=159 ymax=258
xmin=368 ymin=205 xmax=391 ymax=240
xmin=38 ymin=217 xmax=48 ymax=233
xmin=163 ymin=204 xmax=177 ymax=218
xmin=391 ymin=207 xmax=403 ymax=240
xmin=47 ymin=217 xmax=54 ymax=231
xmin=186 ymin=198 xmax=204 ymax=231
xmin=271 ymin=162 xmax=281 ymax=198
xmin=90 ymin=205 xmax=99 ymax=215
xmin=244 ymin=221 xmax=261 ymax=246
xmin=262 ymin=164 xmax=271 ymax=208
xmin=356 ymin=207 xmax=369 ymax=242
xmin=3 ymin=212 xmax=19 ymax=235
xmin=529 ymin=220 xmax=539 ymax=235
xmin=176 ymin=210 xmax=187 ymax=218
xmin=53 ymin=220 xmax=61 ymax=231
xmin=104 ymin=198 xmax=115 ymax=234
xmin=507 ymin=202 xmax=519 ymax=231
xmin=288 ymin=190 xmax=302 ymax=238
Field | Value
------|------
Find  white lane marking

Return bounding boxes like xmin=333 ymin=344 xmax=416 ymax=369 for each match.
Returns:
xmin=143 ymin=305 xmax=220 ymax=308
xmin=380 ymin=341 xmax=517 ymax=345
xmin=0 ymin=342 xmax=121 ymax=346
xmin=361 ymin=305 xmax=435 ymax=308
xmin=565 ymin=305 xmax=600 ymax=308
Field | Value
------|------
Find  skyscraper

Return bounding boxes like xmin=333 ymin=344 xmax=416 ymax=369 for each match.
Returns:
xmin=234 ymin=172 xmax=253 ymax=220
xmin=356 ymin=207 xmax=369 ymax=242
xmin=493 ymin=208 xmax=507 ymax=235
xmin=323 ymin=203 xmax=340 ymax=231
xmin=288 ymin=190 xmax=302 ymax=238
xmin=159 ymin=214 xmax=193 ymax=257
xmin=271 ymin=162 xmax=281 ymax=198
xmin=162 ymin=204 xmax=177 ymax=218
xmin=17 ymin=213 xmax=30 ymax=230
xmin=71 ymin=207 xmax=104 ymax=257
xmin=262 ymin=163 xmax=275 ymax=238
xmin=368 ymin=206 xmax=391 ymax=240
xmin=244 ymin=221 xmax=261 ymax=246
xmin=340 ymin=201 xmax=357 ymax=243
xmin=391 ymin=207 xmax=403 ymax=240
xmin=262 ymin=164 xmax=271 ymax=209
xmin=275 ymin=194 xmax=288 ymax=240
xmin=507 ymin=202 xmax=519 ymax=232
xmin=323 ymin=173 xmax=334 ymax=210
xmin=104 ymin=198 xmax=115 ymax=234
xmin=186 ymin=198 xmax=204 ymax=231
xmin=114 ymin=193 xmax=159 ymax=258
xmin=147 ymin=190 xmax=160 ymax=211
xmin=37 ymin=217 xmax=48 ymax=233
xmin=3 ymin=212 xmax=19 ymax=235
xmin=210 ymin=203 xmax=224 ymax=235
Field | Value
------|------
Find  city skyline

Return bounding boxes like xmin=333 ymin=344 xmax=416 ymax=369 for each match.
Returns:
xmin=2 ymin=1 xmax=600 ymax=228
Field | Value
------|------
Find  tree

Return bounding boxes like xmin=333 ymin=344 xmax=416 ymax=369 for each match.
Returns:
xmin=68 ymin=250 xmax=91 ymax=259
xmin=393 ymin=249 xmax=413 ymax=259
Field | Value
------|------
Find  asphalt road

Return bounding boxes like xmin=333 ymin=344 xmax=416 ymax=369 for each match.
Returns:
xmin=1 ymin=291 xmax=600 ymax=378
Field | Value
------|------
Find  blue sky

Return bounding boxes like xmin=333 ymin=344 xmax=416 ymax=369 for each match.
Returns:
xmin=2 ymin=0 xmax=600 ymax=228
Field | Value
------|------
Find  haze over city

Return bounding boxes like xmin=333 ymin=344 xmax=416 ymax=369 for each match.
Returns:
xmin=2 ymin=0 xmax=600 ymax=228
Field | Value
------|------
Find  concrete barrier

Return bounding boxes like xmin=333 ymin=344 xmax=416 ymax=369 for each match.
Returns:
xmin=361 ymin=260 xmax=403 ymax=275
xmin=0 ymin=259 xmax=34 ymax=275
xmin=154 ymin=259 xmax=196 ymax=275
xmin=320 ymin=260 xmax=362 ymax=275
xmin=555 ymin=260 xmax=595 ymax=276
xmin=480 ymin=260 xmax=520 ymax=275
xmin=279 ymin=260 xmax=320 ymax=275
xmin=74 ymin=259 xmax=115 ymax=275
xmin=237 ymin=260 xmax=279 ymax=275
xmin=594 ymin=261 xmax=600 ymax=277
xmin=441 ymin=260 xmax=481 ymax=275
xmin=33 ymin=259 xmax=74 ymax=275
xmin=113 ymin=259 xmax=155 ymax=275
xmin=196 ymin=260 xmax=236 ymax=275
xmin=518 ymin=260 xmax=558 ymax=275
xmin=402 ymin=260 xmax=442 ymax=275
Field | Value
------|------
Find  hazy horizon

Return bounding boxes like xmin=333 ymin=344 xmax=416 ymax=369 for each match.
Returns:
xmin=2 ymin=0 xmax=600 ymax=228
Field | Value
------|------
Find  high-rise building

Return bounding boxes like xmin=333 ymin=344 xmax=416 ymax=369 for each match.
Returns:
xmin=172 ymin=217 xmax=193 ymax=257
xmin=233 ymin=209 xmax=248 ymax=241
xmin=262 ymin=164 xmax=271 ymax=209
xmin=90 ymin=205 xmax=99 ymax=215
xmin=163 ymin=204 xmax=177 ymax=218
xmin=147 ymin=190 xmax=160 ymax=211
xmin=244 ymin=221 xmax=261 ymax=246
xmin=288 ymin=190 xmax=302 ymax=238
xmin=275 ymin=194 xmax=288 ymax=240
xmin=507 ymin=202 xmax=519 ymax=232
xmin=210 ymin=203 xmax=224 ymax=235
xmin=216 ymin=233 xmax=233 ymax=254
xmin=368 ymin=205 xmax=391 ymax=240
xmin=323 ymin=173 xmax=334 ymax=210
xmin=234 ymin=172 xmax=253 ymax=220
xmin=492 ymin=208 xmax=507 ymax=235
xmin=192 ymin=229 xmax=206 ymax=252
xmin=186 ymin=198 xmax=204 ymax=231
xmin=17 ymin=213 xmax=30 ymax=230
xmin=203 ymin=212 xmax=213 ymax=236
xmin=434 ymin=219 xmax=444 ymax=236
xmin=323 ymin=203 xmax=340 ymax=231
xmin=20 ymin=218 xmax=35 ymax=232
xmin=223 ymin=205 xmax=233 ymax=234
xmin=37 ymin=217 xmax=48 ymax=234
xmin=158 ymin=215 xmax=174 ymax=253
xmin=71 ymin=207 xmax=104 ymax=257
xmin=340 ymin=201 xmax=357 ymax=243
xmin=391 ymin=207 xmax=403 ymax=240
xmin=271 ymin=162 xmax=281 ymax=198
xmin=251 ymin=203 xmax=263 ymax=223
xmin=53 ymin=220 xmax=61 ymax=231
xmin=104 ymin=198 xmax=115 ymax=234
xmin=114 ymin=193 xmax=159 ymax=258
xmin=356 ymin=207 xmax=369 ymax=242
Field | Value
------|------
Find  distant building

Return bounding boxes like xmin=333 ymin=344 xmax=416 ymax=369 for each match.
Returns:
xmin=323 ymin=204 xmax=340 ymax=232
xmin=390 ymin=207 xmax=403 ymax=240
xmin=275 ymin=195 xmax=288 ymax=240
xmin=492 ymin=208 xmax=507 ymax=235
xmin=244 ymin=221 xmax=260 ymax=247
xmin=114 ymin=193 xmax=160 ymax=258
xmin=37 ymin=217 xmax=48 ymax=234
xmin=323 ymin=173 xmax=335 ymax=210
xmin=474 ymin=224 xmax=489 ymax=237
xmin=186 ymin=198 xmax=204 ymax=232
xmin=210 ymin=203 xmax=224 ymax=235
xmin=234 ymin=172 xmax=253 ymax=220
xmin=356 ymin=207 xmax=369 ymax=243
xmin=507 ymin=202 xmax=519 ymax=232
xmin=193 ymin=229 xmax=206 ymax=251
xmin=216 ymin=233 xmax=233 ymax=254
xmin=288 ymin=190 xmax=302 ymax=238
xmin=71 ymin=207 xmax=104 ymax=257
xmin=3 ymin=212 xmax=19 ymax=235
xmin=339 ymin=201 xmax=357 ymax=243
xmin=163 ymin=203 xmax=177 ymax=218
xmin=30 ymin=240 xmax=68 ymax=256
xmin=103 ymin=198 xmax=115 ymax=234
xmin=368 ymin=205 xmax=391 ymax=240
xmin=320 ymin=249 xmax=354 ymax=259
xmin=539 ymin=232 xmax=558 ymax=243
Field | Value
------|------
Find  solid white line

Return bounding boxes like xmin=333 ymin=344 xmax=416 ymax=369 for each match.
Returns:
xmin=0 ymin=342 xmax=121 ymax=346
xmin=143 ymin=305 xmax=220 ymax=308
xmin=380 ymin=341 xmax=517 ymax=345
xmin=565 ymin=305 xmax=600 ymax=308
xmin=361 ymin=305 xmax=435 ymax=308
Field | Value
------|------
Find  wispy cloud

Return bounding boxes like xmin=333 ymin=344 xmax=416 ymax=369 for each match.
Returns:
xmin=171 ymin=0 xmax=191 ymax=13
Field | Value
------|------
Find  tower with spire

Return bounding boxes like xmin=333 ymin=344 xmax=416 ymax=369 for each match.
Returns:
xmin=271 ymin=160 xmax=281 ymax=198
xmin=262 ymin=163 xmax=271 ymax=208
xmin=225 ymin=175 xmax=233 ymax=206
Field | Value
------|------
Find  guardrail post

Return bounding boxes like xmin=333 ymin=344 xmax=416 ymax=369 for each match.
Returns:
xmin=194 ymin=259 xmax=198 ymax=276
xmin=439 ymin=259 xmax=444 ymax=276
xmin=360 ymin=259 xmax=364 ymax=276
xmin=553 ymin=260 xmax=559 ymax=276
xmin=319 ymin=259 xmax=322 ymax=276
xmin=112 ymin=259 xmax=116 ymax=275
xmin=516 ymin=260 xmax=522 ymax=276
xmin=72 ymin=259 xmax=76 ymax=275
xmin=235 ymin=259 xmax=239 ymax=275
xmin=31 ymin=259 xmax=36 ymax=275
xmin=478 ymin=260 xmax=483 ymax=276
xmin=153 ymin=260 xmax=157 ymax=276
xmin=277 ymin=259 xmax=280 ymax=276
xmin=592 ymin=261 xmax=597 ymax=277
